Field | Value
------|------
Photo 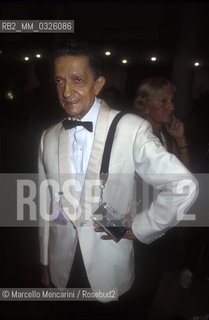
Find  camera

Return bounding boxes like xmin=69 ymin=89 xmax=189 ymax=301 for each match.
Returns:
xmin=91 ymin=202 xmax=131 ymax=242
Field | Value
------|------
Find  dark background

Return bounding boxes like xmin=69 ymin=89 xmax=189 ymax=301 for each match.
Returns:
xmin=0 ymin=1 xmax=209 ymax=319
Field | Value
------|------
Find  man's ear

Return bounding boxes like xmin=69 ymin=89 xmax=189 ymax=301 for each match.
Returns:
xmin=94 ymin=76 xmax=106 ymax=95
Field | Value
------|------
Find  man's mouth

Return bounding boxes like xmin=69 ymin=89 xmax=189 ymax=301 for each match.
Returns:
xmin=63 ymin=100 xmax=79 ymax=106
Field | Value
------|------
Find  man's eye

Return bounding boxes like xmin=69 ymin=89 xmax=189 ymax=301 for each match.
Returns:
xmin=75 ymin=77 xmax=83 ymax=83
xmin=55 ymin=78 xmax=63 ymax=85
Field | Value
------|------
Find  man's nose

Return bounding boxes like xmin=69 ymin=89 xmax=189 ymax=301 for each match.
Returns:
xmin=63 ymin=81 xmax=72 ymax=98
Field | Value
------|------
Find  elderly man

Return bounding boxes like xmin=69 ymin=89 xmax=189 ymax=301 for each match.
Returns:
xmin=38 ymin=41 xmax=197 ymax=318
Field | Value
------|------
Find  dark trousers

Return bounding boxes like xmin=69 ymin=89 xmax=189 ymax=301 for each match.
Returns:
xmin=63 ymin=242 xmax=158 ymax=320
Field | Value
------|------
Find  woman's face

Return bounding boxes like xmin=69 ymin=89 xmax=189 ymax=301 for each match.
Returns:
xmin=144 ymin=86 xmax=175 ymax=126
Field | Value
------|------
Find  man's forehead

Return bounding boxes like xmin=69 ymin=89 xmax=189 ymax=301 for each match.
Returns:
xmin=54 ymin=55 xmax=91 ymax=74
xmin=55 ymin=55 xmax=89 ymax=66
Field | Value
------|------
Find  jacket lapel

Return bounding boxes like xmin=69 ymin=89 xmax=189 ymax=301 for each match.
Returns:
xmin=58 ymin=124 xmax=72 ymax=176
xmin=86 ymin=100 xmax=111 ymax=180
xmin=58 ymin=124 xmax=78 ymax=220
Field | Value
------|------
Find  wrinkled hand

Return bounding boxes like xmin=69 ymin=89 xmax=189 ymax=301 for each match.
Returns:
xmin=94 ymin=225 xmax=137 ymax=240
xmin=41 ymin=265 xmax=53 ymax=288
xmin=165 ymin=115 xmax=185 ymax=139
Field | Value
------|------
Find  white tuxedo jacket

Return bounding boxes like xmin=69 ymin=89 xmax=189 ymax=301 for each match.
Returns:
xmin=38 ymin=100 xmax=197 ymax=301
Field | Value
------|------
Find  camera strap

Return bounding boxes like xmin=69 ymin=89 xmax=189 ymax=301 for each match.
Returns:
xmin=99 ymin=111 xmax=126 ymax=204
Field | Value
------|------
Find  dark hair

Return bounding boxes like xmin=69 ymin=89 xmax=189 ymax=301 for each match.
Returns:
xmin=54 ymin=40 xmax=104 ymax=80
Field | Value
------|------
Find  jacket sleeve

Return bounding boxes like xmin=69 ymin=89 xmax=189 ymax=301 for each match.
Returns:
xmin=132 ymin=121 xmax=198 ymax=244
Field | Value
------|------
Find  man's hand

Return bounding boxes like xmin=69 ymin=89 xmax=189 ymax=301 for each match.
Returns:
xmin=41 ymin=265 xmax=53 ymax=288
xmin=94 ymin=225 xmax=137 ymax=240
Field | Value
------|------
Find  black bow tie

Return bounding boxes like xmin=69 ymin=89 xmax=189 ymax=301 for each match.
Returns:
xmin=62 ymin=119 xmax=93 ymax=132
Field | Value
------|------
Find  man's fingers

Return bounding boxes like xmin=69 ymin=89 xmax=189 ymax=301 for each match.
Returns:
xmin=94 ymin=225 xmax=111 ymax=239
xmin=101 ymin=235 xmax=112 ymax=240
xmin=94 ymin=226 xmax=137 ymax=240
xmin=95 ymin=226 xmax=104 ymax=232
xmin=123 ymin=229 xmax=137 ymax=240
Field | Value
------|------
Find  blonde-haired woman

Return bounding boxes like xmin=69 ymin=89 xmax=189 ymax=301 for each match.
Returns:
xmin=135 ymin=77 xmax=190 ymax=168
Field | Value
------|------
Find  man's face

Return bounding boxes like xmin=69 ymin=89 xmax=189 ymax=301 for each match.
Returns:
xmin=144 ymin=86 xmax=175 ymax=125
xmin=54 ymin=55 xmax=105 ymax=119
